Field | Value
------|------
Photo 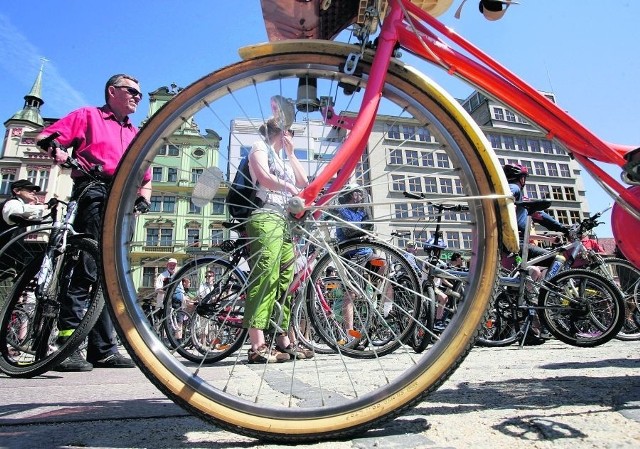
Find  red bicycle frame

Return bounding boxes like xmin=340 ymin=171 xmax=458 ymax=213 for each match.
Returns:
xmin=298 ymin=0 xmax=639 ymax=266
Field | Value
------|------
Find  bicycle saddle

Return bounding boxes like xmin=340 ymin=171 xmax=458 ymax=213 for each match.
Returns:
xmin=515 ymin=199 xmax=551 ymax=214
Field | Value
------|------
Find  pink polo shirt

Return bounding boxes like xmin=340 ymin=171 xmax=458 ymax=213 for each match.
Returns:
xmin=43 ymin=105 xmax=151 ymax=182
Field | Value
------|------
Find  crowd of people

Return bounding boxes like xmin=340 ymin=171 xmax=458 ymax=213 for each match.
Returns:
xmin=1 ymin=73 xmax=616 ymax=373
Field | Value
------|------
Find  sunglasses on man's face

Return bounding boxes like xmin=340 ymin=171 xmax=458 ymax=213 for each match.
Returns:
xmin=114 ymin=85 xmax=143 ymax=99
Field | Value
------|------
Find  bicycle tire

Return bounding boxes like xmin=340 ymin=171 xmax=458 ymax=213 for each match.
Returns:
xmin=163 ymin=256 xmax=248 ymax=363
xmin=475 ymin=289 xmax=520 ymax=347
xmin=0 ymin=235 xmax=104 ymax=377
xmin=102 ymin=45 xmax=502 ymax=441
xmin=537 ymin=268 xmax=625 ymax=347
xmin=412 ymin=283 xmax=435 ymax=353
xmin=592 ymin=257 xmax=640 ymax=341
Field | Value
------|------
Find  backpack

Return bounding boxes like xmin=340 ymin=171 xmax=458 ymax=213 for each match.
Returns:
xmin=225 ymin=155 xmax=264 ymax=220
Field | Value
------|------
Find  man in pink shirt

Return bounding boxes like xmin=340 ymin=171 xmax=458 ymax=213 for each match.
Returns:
xmin=37 ymin=74 xmax=151 ymax=372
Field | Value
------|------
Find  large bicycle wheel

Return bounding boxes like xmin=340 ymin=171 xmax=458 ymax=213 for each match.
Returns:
xmin=592 ymin=257 xmax=640 ymax=341
xmin=0 ymin=233 xmax=104 ymax=377
xmin=163 ymin=256 xmax=248 ymax=363
xmin=102 ymin=43 xmax=504 ymax=441
xmin=537 ymin=269 xmax=624 ymax=347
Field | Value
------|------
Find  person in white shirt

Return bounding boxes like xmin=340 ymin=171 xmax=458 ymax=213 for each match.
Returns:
xmin=155 ymin=258 xmax=178 ymax=310
xmin=0 ymin=180 xmax=50 ymax=303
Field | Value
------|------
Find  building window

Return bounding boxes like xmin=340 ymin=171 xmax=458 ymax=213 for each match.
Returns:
xmin=446 ymin=231 xmax=460 ymax=249
xmin=159 ymin=144 xmax=180 ymax=156
xmin=189 ymin=200 xmax=202 ymax=214
xmin=538 ymin=185 xmax=550 ymax=199
xmin=551 ymin=186 xmax=563 ymax=200
xmin=163 ymin=196 xmax=176 ymax=213
xmin=403 ymin=125 xmax=416 ymax=141
xmin=541 ymin=140 xmax=553 ymax=154
xmin=0 ymin=171 xmax=17 ymax=195
xmin=534 ymin=161 xmax=546 ymax=176
xmin=391 ymin=175 xmax=405 ymax=192
xmin=150 ymin=195 xmax=176 ymax=213
xmin=27 ymin=167 xmax=49 ymax=191
xmin=387 ymin=124 xmax=401 ymax=139
xmin=437 ymin=153 xmax=450 ymax=168
xmin=556 ymin=210 xmax=569 ymax=225
xmin=211 ymin=229 xmax=224 ymax=245
xmin=142 ymin=267 xmax=157 ymax=288
xmin=191 ymin=168 xmax=203 ymax=183
xmin=522 ymin=160 xmax=533 ymax=173
xmin=417 ymin=127 xmax=430 ymax=142
xmin=187 ymin=228 xmax=200 ymax=246
xmin=525 ymin=184 xmax=538 ymax=199
xmin=394 ymin=203 xmax=409 ymax=219
xmin=443 ymin=210 xmax=457 ymax=221
xmin=505 ymin=110 xmax=516 ymax=122
xmin=211 ymin=198 xmax=225 ymax=215
xmin=408 ymin=176 xmax=422 ymax=192
xmin=389 ymin=149 xmax=403 ymax=165
xmin=529 ymin=139 xmax=541 ymax=153
xmin=168 ymin=167 xmax=178 ymax=182
xmin=411 ymin=203 xmax=425 ymax=218
xmin=423 ymin=177 xmax=437 ymax=193
xmin=569 ymin=210 xmax=581 ymax=223
xmin=559 ymin=164 xmax=571 ymax=177
xmin=488 ymin=134 xmax=501 ymax=149
xmin=146 ymin=228 xmax=173 ymax=246
xmin=421 ymin=152 xmax=435 ymax=167
xmin=439 ymin=178 xmax=453 ymax=194
xmin=515 ymin=137 xmax=528 ymax=151
xmin=459 ymin=211 xmax=471 ymax=221
xmin=461 ymin=232 xmax=472 ymax=249
xmin=454 ymin=179 xmax=464 ymax=195
xmin=564 ymin=187 xmax=576 ymax=201
xmin=502 ymin=135 xmax=515 ymax=150
xmin=493 ymin=108 xmax=504 ymax=121
xmin=406 ymin=150 xmax=419 ymax=166
xmin=152 ymin=167 xmax=163 ymax=182
xmin=547 ymin=163 xmax=559 ymax=177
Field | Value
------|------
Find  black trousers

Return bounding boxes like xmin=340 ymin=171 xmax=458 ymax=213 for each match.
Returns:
xmin=58 ymin=181 xmax=116 ymax=362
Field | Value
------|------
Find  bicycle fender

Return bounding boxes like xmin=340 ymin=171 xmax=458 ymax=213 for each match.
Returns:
xmin=239 ymin=40 xmax=519 ymax=253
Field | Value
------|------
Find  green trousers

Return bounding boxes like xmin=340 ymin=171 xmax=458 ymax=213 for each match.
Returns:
xmin=243 ymin=211 xmax=294 ymax=330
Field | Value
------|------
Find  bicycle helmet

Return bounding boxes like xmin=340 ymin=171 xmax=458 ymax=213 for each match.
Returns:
xmin=338 ymin=183 xmax=364 ymax=204
xmin=503 ymin=163 xmax=528 ymax=181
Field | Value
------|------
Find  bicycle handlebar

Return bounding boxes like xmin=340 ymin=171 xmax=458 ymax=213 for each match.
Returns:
xmin=402 ymin=191 xmax=470 ymax=212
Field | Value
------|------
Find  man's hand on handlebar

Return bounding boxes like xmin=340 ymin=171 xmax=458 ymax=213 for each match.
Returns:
xmin=37 ymin=132 xmax=71 ymax=165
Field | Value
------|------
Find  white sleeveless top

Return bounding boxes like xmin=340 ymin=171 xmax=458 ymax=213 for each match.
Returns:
xmin=248 ymin=140 xmax=296 ymax=209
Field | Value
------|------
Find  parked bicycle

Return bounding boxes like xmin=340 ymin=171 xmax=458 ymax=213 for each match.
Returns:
xmin=0 ymin=136 xmax=105 ymax=378
xmin=99 ymin=1 xmax=640 ymax=441
xmin=476 ymin=202 xmax=626 ymax=348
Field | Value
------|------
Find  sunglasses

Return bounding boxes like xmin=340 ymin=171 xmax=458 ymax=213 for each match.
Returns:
xmin=114 ymin=85 xmax=143 ymax=98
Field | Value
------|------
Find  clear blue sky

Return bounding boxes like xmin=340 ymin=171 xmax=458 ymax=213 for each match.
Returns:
xmin=1 ymin=1 xmax=638 ymax=237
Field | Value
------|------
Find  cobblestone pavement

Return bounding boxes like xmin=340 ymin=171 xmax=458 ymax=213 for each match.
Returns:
xmin=0 ymin=339 xmax=638 ymax=449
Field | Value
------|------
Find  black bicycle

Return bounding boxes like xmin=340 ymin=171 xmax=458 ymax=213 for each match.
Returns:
xmin=0 ymin=137 xmax=105 ymax=378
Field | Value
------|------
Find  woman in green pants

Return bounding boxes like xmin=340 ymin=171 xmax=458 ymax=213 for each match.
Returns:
xmin=243 ymin=117 xmax=308 ymax=364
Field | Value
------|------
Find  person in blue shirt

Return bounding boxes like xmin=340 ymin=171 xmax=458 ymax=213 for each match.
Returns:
xmin=503 ymin=163 xmax=569 ymax=263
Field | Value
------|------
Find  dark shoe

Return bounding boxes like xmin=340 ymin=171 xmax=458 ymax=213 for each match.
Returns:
xmin=91 ymin=353 xmax=136 ymax=368
xmin=53 ymin=351 xmax=93 ymax=372
xmin=433 ymin=320 xmax=446 ymax=332
xmin=248 ymin=345 xmax=290 ymax=364
xmin=276 ymin=343 xmax=308 ymax=360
